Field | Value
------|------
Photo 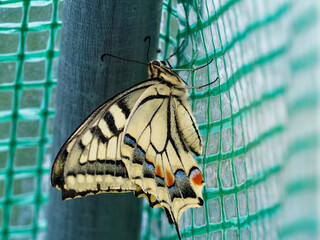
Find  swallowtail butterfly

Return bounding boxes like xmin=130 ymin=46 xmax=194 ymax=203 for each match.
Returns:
xmin=51 ymin=47 xmax=217 ymax=239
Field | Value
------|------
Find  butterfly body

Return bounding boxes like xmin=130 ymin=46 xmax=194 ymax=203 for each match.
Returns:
xmin=51 ymin=59 xmax=205 ymax=239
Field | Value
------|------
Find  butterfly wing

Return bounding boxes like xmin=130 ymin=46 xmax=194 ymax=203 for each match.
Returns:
xmin=174 ymin=97 xmax=203 ymax=156
xmin=121 ymin=84 xmax=205 ymax=237
xmin=51 ymin=80 xmax=159 ymax=200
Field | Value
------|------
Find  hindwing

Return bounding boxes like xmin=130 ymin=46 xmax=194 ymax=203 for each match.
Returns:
xmin=121 ymin=84 xmax=205 ymax=236
xmin=50 ymin=80 xmax=159 ymax=199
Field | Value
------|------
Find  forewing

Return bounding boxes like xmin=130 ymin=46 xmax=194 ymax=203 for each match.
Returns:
xmin=121 ymin=84 xmax=205 ymax=235
xmin=51 ymin=80 xmax=158 ymax=200
xmin=175 ymin=98 xmax=202 ymax=156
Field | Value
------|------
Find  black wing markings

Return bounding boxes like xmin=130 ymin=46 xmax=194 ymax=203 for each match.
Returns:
xmin=51 ymin=81 xmax=160 ymax=192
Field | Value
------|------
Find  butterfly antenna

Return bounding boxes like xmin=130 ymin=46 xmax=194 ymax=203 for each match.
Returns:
xmin=185 ymin=76 xmax=219 ymax=89
xmin=167 ymin=40 xmax=185 ymax=62
xmin=166 ymin=40 xmax=185 ymax=68
xmin=172 ymin=58 xmax=216 ymax=88
xmin=144 ymin=36 xmax=151 ymax=62
xmin=101 ymin=53 xmax=147 ymax=66
xmin=173 ymin=58 xmax=214 ymax=72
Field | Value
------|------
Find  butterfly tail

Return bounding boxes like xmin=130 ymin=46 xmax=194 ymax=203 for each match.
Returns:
xmin=164 ymin=208 xmax=182 ymax=240
xmin=173 ymin=217 xmax=182 ymax=240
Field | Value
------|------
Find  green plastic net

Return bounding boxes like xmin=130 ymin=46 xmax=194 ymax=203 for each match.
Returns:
xmin=0 ymin=1 xmax=62 ymax=239
xmin=0 ymin=0 xmax=319 ymax=240
xmin=141 ymin=0 xmax=319 ymax=239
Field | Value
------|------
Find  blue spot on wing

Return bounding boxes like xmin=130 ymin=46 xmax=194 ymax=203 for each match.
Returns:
xmin=143 ymin=159 xmax=155 ymax=179
xmin=157 ymin=176 xmax=164 ymax=182
xmin=137 ymin=146 xmax=145 ymax=157
xmin=175 ymin=169 xmax=186 ymax=180
xmin=174 ymin=169 xmax=197 ymax=199
xmin=124 ymin=134 xmax=136 ymax=148
xmin=146 ymin=161 xmax=155 ymax=171
xmin=156 ymin=173 xmax=165 ymax=187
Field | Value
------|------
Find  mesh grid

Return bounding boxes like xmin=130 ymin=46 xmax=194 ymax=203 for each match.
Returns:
xmin=277 ymin=0 xmax=320 ymax=239
xmin=141 ymin=0 xmax=290 ymax=239
xmin=0 ymin=1 xmax=61 ymax=239
xmin=0 ymin=0 xmax=319 ymax=240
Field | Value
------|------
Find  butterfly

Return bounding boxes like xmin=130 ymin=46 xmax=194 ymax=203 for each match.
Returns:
xmin=50 ymin=45 xmax=217 ymax=239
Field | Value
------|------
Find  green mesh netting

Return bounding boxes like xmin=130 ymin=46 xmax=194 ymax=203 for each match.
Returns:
xmin=0 ymin=1 xmax=61 ymax=239
xmin=141 ymin=0 xmax=319 ymax=239
xmin=0 ymin=0 xmax=319 ymax=240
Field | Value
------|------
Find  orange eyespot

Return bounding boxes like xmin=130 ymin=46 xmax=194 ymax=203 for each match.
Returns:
xmin=189 ymin=168 xmax=204 ymax=186
xmin=166 ymin=170 xmax=175 ymax=187
xmin=156 ymin=164 xmax=163 ymax=178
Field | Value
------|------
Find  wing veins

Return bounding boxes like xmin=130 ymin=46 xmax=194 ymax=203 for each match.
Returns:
xmin=136 ymin=98 xmax=167 ymax=142
xmin=176 ymin=98 xmax=202 ymax=149
xmin=164 ymin=97 xmax=186 ymax=168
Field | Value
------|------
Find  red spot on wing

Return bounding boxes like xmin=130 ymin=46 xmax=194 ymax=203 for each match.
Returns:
xmin=190 ymin=168 xmax=204 ymax=186
xmin=166 ymin=170 xmax=174 ymax=187
xmin=156 ymin=164 xmax=163 ymax=178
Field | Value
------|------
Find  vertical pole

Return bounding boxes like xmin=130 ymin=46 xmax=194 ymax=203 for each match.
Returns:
xmin=47 ymin=1 xmax=163 ymax=239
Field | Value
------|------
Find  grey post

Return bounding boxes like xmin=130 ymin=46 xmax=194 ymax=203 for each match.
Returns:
xmin=47 ymin=1 xmax=163 ymax=240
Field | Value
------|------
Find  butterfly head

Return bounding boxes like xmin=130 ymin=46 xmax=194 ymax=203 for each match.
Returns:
xmin=148 ymin=60 xmax=186 ymax=89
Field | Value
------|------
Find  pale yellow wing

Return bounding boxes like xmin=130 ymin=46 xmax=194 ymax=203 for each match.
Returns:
xmin=174 ymin=97 xmax=203 ymax=156
xmin=50 ymin=80 xmax=160 ymax=200
xmin=121 ymin=84 xmax=205 ymax=237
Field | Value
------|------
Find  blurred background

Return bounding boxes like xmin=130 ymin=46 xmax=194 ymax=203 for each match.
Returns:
xmin=0 ymin=0 xmax=319 ymax=239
